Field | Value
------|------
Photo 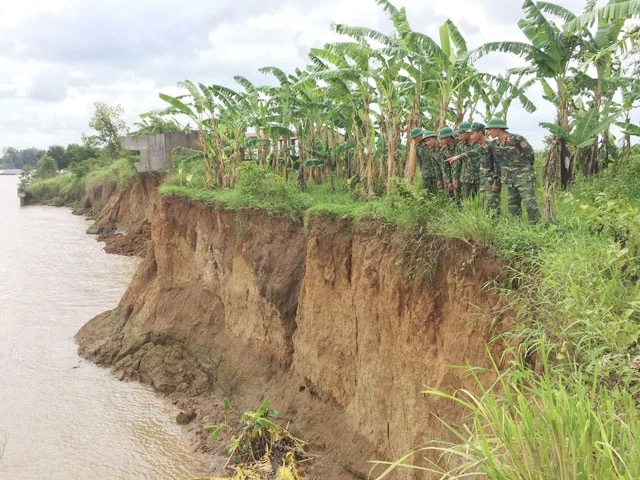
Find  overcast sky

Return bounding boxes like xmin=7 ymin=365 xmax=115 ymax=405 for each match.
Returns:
xmin=0 ymin=0 xmax=604 ymax=151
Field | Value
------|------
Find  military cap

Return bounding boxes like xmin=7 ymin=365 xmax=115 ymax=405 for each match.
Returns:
xmin=469 ymin=122 xmax=486 ymax=133
xmin=486 ymin=117 xmax=508 ymax=129
xmin=438 ymin=126 xmax=455 ymax=138
xmin=455 ymin=121 xmax=472 ymax=134
xmin=422 ymin=129 xmax=437 ymax=138
xmin=410 ymin=128 xmax=424 ymax=139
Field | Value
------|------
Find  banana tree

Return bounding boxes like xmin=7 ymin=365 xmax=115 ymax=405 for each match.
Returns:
xmin=160 ymin=80 xmax=219 ymax=187
xmin=332 ymin=22 xmax=407 ymax=191
xmin=476 ymin=0 xmax=584 ymax=190
xmin=310 ymin=43 xmax=378 ymax=195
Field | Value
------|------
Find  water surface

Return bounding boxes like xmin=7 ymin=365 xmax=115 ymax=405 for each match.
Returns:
xmin=0 ymin=175 xmax=211 ymax=479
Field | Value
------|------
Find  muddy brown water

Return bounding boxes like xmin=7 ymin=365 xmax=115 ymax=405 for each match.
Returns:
xmin=0 ymin=175 xmax=212 ymax=479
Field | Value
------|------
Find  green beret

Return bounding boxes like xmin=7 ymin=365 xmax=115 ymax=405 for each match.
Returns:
xmin=438 ymin=126 xmax=455 ymax=138
xmin=410 ymin=128 xmax=424 ymax=139
xmin=455 ymin=121 xmax=472 ymax=134
xmin=422 ymin=129 xmax=437 ymax=138
xmin=486 ymin=117 xmax=508 ymax=129
xmin=469 ymin=122 xmax=486 ymax=133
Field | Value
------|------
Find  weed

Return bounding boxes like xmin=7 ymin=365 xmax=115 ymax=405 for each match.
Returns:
xmin=205 ymin=399 xmax=307 ymax=479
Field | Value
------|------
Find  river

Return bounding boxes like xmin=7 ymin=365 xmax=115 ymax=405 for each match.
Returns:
xmin=0 ymin=175 xmax=212 ymax=479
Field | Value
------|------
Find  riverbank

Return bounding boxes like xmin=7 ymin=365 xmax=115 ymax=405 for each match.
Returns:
xmin=73 ymin=174 xmax=515 ymax=478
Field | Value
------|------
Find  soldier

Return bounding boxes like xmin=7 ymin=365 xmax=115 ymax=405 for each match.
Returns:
xmin=486 ymin=117 xmax=540 ymax=223
xmin=447 ymin=122 xmax=499 ymax=214
xmin=418 ymin=129 xmax=441 ymax=194
xmin=410 ymin=127 xmax=424 ymax=146
xmin=452 ymin=121 xmax=472 ymax=199
xmin=437 ymin=126 xmax=458 ymax=199
xmin=410 ymin=127 xmax=424 ymax=183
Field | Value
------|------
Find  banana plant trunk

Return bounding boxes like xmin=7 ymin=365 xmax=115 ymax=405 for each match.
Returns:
xmin=385 ymin=98 xmax=396 ymax=191
xmin=584 ymin=91 xmax=602 ymax=177
xmin=403 ymin=95 xmax=421 ymax=182
xmin=543 ymin=79 xmax=573 ymax=190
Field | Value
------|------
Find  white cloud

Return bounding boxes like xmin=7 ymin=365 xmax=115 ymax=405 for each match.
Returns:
xmin=0 ymin=0 xmax=633 ymax=151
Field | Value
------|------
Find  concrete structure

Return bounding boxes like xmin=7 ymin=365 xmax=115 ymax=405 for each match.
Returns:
xmin=120 ymin=131 xmax=201 ymax=173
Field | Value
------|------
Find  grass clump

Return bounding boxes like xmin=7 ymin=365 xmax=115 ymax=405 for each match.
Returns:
xmin=161 ymin=162 xmax=314 ymax=217
xmin=372 ymin=350 xmax=640 ymax=480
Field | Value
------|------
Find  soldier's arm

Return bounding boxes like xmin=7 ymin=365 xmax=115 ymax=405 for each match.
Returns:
xmin=440 ymin=155 xmax=452 ymax=185
xmin=520 ymin=137 xmax=535 ymax=166
xmin=457 ymin=148 xmax=482 ymax=163
xmin=489 ymin=143 xmax=500 ymax=184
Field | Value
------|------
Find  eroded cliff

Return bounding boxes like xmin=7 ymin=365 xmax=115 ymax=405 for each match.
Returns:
xmin=77 ymin=190 xmax=514 ymax=479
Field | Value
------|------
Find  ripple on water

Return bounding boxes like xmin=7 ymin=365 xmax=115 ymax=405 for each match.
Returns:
xmin=0 ymin=176 xmax=212 ymax=480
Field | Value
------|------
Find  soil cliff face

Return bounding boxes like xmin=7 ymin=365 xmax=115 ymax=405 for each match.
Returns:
xmin=77 ymin=193 xmax=513 ymax=478
xmin=84 ymin=175 xmax=161 ymax=256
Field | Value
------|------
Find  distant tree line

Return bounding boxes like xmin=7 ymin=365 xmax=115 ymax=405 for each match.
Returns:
xmin=0 ymin=144 xmax=100 ymax=173
xmin=1 ymin=102 xmax=131 ymax=177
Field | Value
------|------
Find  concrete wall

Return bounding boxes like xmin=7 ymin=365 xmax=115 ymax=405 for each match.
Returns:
xmin=120 ymin=131 xmax=201 ymax=173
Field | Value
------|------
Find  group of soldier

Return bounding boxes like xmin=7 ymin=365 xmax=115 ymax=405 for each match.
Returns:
xmin=411 ymin=117 xmax=541 ymax=223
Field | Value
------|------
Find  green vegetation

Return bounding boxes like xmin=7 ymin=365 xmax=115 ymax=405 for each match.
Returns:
xmin=366 ymin=156 xmax=640 ymax=478
xmin=25 ymin=157 xmax=137 ymax=206
xmin=205 ymin=399 xmax=307 ymax=480
xmin=154 ymin=0 xmax=640 ymax=216
xmin=15 ymin=102 xmax=138 ymax=207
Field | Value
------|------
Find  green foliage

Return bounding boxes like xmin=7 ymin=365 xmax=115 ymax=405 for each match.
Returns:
xmin=25 ymin=157 xmax=136 ymax=206
xmin=0 ymin=146 xmax=45 ymax=169
xmin=206 ymin=399 xmax=307 ymax=477
xmin=131 ymin=111 xmax=187 ymax=135
xmin=161 ymin=162 xmax=313 ymax=217
xmin=67 ymin=143 xmax=99 ymax=166
xmin=46 ymin=145 xmax=70 ymax=170
xmin=25 ymin=172 xmax=84 ymax=205
xmin=84 ymin=157 xmax=136 ymax=190
xmin=373 ymin=355 xmax=640 ymax=480
xmin=34 ymin=155 xmax=58 ymax=179
xmin=86 ymin=102 xmax=128 ymax=157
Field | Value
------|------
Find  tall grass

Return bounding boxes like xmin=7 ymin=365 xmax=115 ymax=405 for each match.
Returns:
xmin=26 ymin=172 xmax=85 ymax=206
xmin=371 ymin=354 xmax=640 ymax=479
xmin=370 ymin=157 xmax=640 ymax=479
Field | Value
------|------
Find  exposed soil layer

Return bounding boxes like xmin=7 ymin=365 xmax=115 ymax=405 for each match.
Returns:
xmin=80 ymin=174 xmax=161 ymax=256
xmin=76 ymin=186 xmax=515 ymax=479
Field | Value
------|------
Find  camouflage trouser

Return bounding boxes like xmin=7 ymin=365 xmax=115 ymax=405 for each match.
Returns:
xmin=460 ymin=182 xmax=479 ymax=199
xmin=422 ymin=176 xmax=439 ymax=195
xmin=481 ymin=183 xmax=501 ymax=216
xmin=507 ymin=179 xmax=540 ymax=223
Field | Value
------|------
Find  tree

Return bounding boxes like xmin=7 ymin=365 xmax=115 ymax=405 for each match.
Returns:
xmin=66 ymin=143 xmax=98 ymax=165
xmin=87 ymin=102 xmax=128 ymax=157
xmin=35 ymin=155 xmax=58 ymax=179
xmin=476 ymin=0 xmax=584 ymax=194
xmin=1 ymin=147 xmax=45 ymax=169
xmin=131 ymin=111 xmax=187 ymax=135
xmin=46 ymin=145 xmax=70 ymax=170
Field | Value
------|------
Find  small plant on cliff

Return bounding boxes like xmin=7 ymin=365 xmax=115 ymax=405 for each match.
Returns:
xmin=206 ymin=398 xmax=308 ymax=479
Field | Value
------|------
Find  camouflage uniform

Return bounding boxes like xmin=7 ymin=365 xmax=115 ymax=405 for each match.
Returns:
xmin=458 ymin=142 xmax=500 ymax=215
xmin=493 ymin=133 xmax=540 ymax=223
xmin=417 ymin=144 xmax=441 ymax=194
xmin=438 ymin=142 xmax=457 ymax=199
xmin=455 ymin=141 xmax=479 ymax=198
